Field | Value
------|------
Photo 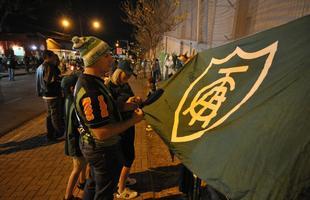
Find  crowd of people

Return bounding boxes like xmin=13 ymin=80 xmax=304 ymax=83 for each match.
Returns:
xmin=0 ymin=48 xmax=84 ymax=82
xmin=33 ymin=33 xmax=198 ymax=200
xmin=136 ymin=53 xmax=191 ymax=84
xmin=0 ymin=47 xmax=19 ymax=81
xmin=34 ymin=35 xmax=159 ymax=200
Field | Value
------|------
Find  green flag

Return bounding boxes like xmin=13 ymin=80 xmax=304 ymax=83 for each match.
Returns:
xmin=143 ymin=16 xmax=310 ymax=199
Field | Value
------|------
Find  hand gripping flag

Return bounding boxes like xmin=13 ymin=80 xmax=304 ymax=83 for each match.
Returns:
xmin=143 ymin=16 xmax=310 ymax=200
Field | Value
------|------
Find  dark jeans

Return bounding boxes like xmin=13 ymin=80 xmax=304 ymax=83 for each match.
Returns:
xmin=152 ymin=70 xmax=161 ymax=82
xmin=44 ymin=97 xmax=64 ymax=140
xmin=120 ymin=126 xmax=135 ymax=168
xmin=80 ymin=141 xmax=123 ymax=200
xmin=8 ymin=67 xmax=15 ymax=81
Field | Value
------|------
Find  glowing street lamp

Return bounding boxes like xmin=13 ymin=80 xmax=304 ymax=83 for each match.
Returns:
xmin=92 ymin=20 xmax=101 ymax=30
xmin=61 ymin=18 xmax=70 ymax=29
xmin=31 ymin=45 xmax=37 ymax=50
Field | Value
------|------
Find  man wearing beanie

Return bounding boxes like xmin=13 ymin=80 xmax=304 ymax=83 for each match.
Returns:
xmin=72 ymin=36 xmax=144 ymax=200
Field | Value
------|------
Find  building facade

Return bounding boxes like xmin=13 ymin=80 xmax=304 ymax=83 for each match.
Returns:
xmin=163 ymin=0 xmax=310 ymax=56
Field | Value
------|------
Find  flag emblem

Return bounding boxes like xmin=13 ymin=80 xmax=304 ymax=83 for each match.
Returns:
xmin=171 ymin=41 xmax=278 ymax=142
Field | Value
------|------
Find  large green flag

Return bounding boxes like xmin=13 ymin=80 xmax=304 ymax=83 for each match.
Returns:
xmin=143 ymin=16 xmax=310 ymax=199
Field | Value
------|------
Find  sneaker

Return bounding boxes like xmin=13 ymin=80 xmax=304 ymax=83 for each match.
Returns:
xmin=116 ymin=188 xmax=138 ymax=199
xmin=125 ymin=177 xmax=136 ymax=186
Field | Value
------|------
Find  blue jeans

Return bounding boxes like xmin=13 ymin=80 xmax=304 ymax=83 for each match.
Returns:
xmin=8 ymin=68 xmax=15 ymax=81
xmin=80 ymin=141 xmax=123 ymax=200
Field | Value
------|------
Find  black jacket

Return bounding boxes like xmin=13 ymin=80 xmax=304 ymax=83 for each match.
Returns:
xmin=41 ymin=62 xmax=62 ymax=97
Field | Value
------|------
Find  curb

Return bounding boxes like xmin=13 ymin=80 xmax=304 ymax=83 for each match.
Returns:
xmin=0 ymin=72 xmax=30 ymax=78
xmin=0 ymin=111 xmax=45 ymax=138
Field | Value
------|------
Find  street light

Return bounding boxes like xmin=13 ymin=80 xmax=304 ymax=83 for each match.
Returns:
xmin=61 ymin=18 xmax=70 ymax=29
xmin=31 ymin=45 xmax=37 ymax=50
xmin=92 ymin=20 xmax=101 ymax=29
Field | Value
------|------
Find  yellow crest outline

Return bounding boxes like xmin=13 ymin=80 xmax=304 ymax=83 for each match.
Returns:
xmin=171 ymin=41 xmax=278 ymax=143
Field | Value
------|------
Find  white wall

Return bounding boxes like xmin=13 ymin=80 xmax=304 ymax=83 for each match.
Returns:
xmin=162 ymin=0 xmax=310 ymax=56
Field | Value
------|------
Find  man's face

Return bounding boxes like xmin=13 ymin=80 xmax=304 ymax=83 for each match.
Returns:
xmin=96 ymin=53 xmax=114 ymax=75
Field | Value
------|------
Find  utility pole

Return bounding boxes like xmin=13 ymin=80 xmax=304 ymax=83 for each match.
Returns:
xmin=79 ymin=16 xmax=83 ymax=36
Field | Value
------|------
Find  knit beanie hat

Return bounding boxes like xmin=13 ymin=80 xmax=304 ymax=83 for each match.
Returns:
xmin=72 ymin=36 xmax=111 ymax=67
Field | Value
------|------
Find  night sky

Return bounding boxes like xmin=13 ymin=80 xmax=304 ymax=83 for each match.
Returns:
xmin=3 ymin=0 xmax=134 ymax=45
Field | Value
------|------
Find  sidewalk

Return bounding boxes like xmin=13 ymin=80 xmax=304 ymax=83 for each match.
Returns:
xmin=0 ymin=78 xmax=182 ymax=200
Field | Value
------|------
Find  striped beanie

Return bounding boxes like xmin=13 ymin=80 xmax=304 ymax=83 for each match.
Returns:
xmin=72 ymin=36 xmax=111 ymax=67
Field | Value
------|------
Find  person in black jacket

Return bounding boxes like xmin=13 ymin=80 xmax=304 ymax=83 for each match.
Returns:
xmin=108 ymin=59 xmax=140 ymax=199
xmin=37 ymin=50 xmax=64 ymax=142
xmin=7 ymin=48 xmax=16 ymax=81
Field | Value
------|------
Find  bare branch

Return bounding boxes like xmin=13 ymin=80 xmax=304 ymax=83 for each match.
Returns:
xmin=121 ymin=0 xmax=186 ymax=58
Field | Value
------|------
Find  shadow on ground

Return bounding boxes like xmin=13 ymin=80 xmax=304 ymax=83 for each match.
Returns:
xmin=130 ymin=164 xmax=182 ymax=193
xmin=0 ymin=133 xmax=62 ymax=155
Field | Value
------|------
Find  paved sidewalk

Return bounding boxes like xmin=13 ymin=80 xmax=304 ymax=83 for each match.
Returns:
xmin=0 ymin=78 xmax=182 ymax=200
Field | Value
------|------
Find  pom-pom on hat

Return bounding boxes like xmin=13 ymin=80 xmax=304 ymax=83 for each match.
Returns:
xmin=72 ymin=36 xmax=111 ymax=67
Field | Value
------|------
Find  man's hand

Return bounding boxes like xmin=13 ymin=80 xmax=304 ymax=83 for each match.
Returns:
xmin=127 ymin=96 xmax=142 ymax=105
xmin=123 ymin=96 xmax=143 ymax=111
xmin=132 ymin=108 xmax=144 ymax=123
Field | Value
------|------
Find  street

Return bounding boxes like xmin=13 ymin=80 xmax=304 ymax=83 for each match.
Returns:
xmin=0 ymin=73 xmax=45 ymax=136
xmin=0 ymin=75 xmax=182 ymax=200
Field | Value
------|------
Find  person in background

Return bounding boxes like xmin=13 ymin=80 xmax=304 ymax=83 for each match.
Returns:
xmin=145 ymin=77 xmax=156 ymax=132
xmin=146 ymin=77 xmax=156 ymax=98
xmin=7 ymin=47 xmax=16 ymax=81
xmin=176 ymin=54 xmax=188 ymax=70
xmin=36 ymin=50 xmax=64 ymax=142
xmin=141 ymin=59 xmax=147 ymax=78
xmin=151 ymin=58 xmax=161 ymax=83
xmin=0 ymin=54 xmax=4 ymax=73
xmin=108 ymin=59 xmax=140 ymax=199
xmin=164 ymin=55 xmax=175 ymax=79
xmin=61 ymin=74 xmax=86 ymax=200
xmin=24 ymin=55 xmax=30 ymax=73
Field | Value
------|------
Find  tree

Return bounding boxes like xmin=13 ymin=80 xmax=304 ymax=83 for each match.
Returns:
xmin=121 ymin=0 xmax=186 ymax=59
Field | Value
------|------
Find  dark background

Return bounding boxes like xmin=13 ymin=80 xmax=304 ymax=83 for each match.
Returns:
xmin=2 ymin=0 xmax=134 ymax=45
